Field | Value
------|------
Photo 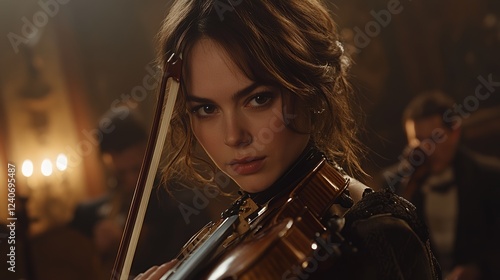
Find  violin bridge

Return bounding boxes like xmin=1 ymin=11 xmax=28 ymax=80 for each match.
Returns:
xmin=222 ymin=197 xmax=259 ymax=248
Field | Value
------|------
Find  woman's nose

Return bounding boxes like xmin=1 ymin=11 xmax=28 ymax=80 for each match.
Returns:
xmin=223 ymin=114 xmax=252 ymax=148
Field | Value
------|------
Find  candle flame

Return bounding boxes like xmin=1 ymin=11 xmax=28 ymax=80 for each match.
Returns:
xmin=22 ymin=160 xmax=34 ymax=177
xmin=41 ymin=159 xmax=53 ymax=176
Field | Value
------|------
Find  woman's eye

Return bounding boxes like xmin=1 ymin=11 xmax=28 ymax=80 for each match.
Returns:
xmin=191 ymin=104 xmax=217 ymax=117
xmin=247 ymin=93 xmax=273 ymax=107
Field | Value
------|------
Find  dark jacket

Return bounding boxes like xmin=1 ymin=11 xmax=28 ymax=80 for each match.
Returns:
xmin=330 ymin=189 xmax=442 ymax=279
xmin=386 ymin=148 xmax=500 ymax=279
xmin=70 ymin=186 xmax=211 ymax=277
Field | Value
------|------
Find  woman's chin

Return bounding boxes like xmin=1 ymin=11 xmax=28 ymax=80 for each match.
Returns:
xmin=234 ymin=178 xmax=270 ymax=194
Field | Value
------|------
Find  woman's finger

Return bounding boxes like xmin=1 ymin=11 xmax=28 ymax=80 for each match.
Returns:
xmin=134 ymin=259 xmax=178 ymax=280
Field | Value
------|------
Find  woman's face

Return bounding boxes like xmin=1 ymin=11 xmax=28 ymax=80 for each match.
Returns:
xmin=185 ymin=38 xmax=310 ymax=193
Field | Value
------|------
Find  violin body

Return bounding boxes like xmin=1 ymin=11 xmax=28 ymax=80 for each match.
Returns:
xmin=208 ymin=218 xmax=312 ymax=280
xmin=169 ymin=149 xmax=353 ymax=279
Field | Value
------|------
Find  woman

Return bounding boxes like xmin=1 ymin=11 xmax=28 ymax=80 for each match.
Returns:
xmin=136 ymin=0 xmax=441 ymax=279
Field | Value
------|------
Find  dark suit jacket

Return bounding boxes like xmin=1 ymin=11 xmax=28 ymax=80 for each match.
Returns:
xmin=70 ymin=186 xmax=211 ymax=276
xmin=385 ymin=148 xmax=500 ymax=279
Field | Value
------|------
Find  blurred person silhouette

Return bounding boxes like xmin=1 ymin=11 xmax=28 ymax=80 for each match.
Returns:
xmin=382 ymin=90 xmax=500 ymax=280
xmin=70 ymin=110 xmax=210 ymax=278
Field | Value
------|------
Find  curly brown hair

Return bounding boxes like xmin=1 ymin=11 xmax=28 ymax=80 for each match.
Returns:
xmin=157 ymin=0 xmax=365 ymax=187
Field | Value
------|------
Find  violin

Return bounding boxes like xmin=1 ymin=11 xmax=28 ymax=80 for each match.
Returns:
xmin=111 ymin=54 xmax=355 ymax=280
xmin=162 ymin=148 xmax=355 ymax=279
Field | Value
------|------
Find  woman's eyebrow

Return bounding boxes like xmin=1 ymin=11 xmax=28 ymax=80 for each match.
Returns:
xmin=186 ymin=95 xmax=212 ymax=103
xmin=186 ymin=82 xmax=263 ymax=103
xmin=231 ymin=82 xmax=260 ymax=102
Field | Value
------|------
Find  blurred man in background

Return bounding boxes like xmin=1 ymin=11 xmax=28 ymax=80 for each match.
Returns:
xmin=383 ymin=90 xmax=500 ymax=280
xmin=70 ymin=111 xmax=210 ymax=278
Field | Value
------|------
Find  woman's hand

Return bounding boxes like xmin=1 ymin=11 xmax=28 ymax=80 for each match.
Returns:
xmin=134 ymin=260 xmax=178 ymax=280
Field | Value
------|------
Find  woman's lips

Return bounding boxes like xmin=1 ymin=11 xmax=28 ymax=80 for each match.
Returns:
xmin=228 ymin=157 xmax=265 ymax=175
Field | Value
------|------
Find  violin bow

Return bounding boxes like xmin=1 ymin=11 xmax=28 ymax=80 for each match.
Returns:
xmin=111 ymin=53 xmax=182 ymax=280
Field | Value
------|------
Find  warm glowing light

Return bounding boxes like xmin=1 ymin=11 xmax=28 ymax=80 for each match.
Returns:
xmin=22 ymin=160 xmax=34 ymax=177
xmin=56 ymin=153 xmax=68 ymax=171
xmin=41 ymin=159 xmax=53 ymax=176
